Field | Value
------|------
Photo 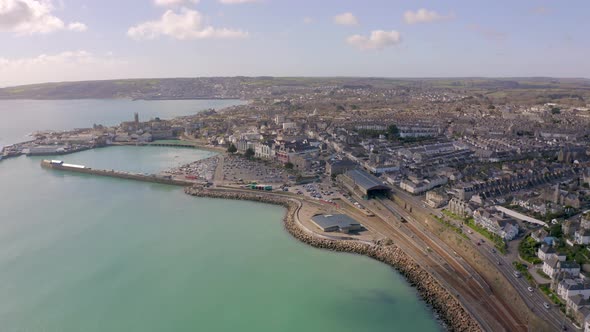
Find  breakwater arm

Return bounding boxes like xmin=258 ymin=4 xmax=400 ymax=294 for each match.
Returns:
xmin=184 ymin=186 xmax=482 ymax=332
xmin=40 ymin=160 xmax=195 ymax=186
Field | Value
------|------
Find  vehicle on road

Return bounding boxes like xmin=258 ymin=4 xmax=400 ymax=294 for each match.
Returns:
xmin=497 ymin=261 xmax=502 ymax=265
xmin=543 ymin=302 xmax=550 ymax=309
xmin=514 ymin=271 xmax=522 ymax=278
xmin=491 ymin=248 xmax=496 ymax=253
xmin=528 ymin=287 xmax=534 ymax=292
xmin=467 ymin=230 xmax=473 ymax=234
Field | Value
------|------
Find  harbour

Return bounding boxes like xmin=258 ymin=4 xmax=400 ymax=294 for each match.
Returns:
xmin=0 ymin=99 xmax=441 ymax=332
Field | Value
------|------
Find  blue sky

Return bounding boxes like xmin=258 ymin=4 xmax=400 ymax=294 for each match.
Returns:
xmin=0 ymin=0 xmax=588 ymax=86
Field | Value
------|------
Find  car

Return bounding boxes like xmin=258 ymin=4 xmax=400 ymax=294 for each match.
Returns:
xmin=467 ymin=230 xmax=473 ymax=234
xmin=528 ymin=287 xmax=534 ymax=292
xmin=491 ymin=248 xmax=496 ymax=253
xmin=497 ymin=261 xmax=502 ymax=265
xmin=543 ymin=302 xmax=550 ymax=309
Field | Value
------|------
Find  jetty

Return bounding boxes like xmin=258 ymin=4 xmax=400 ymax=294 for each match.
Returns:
xmin=40 ymin=160 xmax=195 ymax=186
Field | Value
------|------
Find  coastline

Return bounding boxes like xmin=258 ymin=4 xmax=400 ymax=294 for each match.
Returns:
xmin=185 ymin=186 xmax=482 ymax=332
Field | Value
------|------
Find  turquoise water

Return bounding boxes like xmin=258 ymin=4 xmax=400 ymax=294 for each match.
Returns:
xmin=0 ymin=100 xmax=440 ymax=332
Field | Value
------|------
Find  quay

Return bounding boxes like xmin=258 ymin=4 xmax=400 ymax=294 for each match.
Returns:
xmin=40 ymin=160 xmax=195 ymax=186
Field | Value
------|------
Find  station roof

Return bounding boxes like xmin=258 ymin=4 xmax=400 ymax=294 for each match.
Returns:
xmin=311 ymin=214 xmax=361 ymax=229
xmin=344 ymin=169 xmax=390 ymax=191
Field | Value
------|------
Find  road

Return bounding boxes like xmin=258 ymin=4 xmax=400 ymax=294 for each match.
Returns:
xmin=466 ymin=230 xmax=573 ymax=331
xmin=390 ymin=187 xmax=575 ymax=331
xmin=351 ymin=194 xmax=524 ymax=331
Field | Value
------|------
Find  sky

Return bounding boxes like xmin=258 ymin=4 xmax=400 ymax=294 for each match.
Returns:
xmin=0 ymin=0 xmax=589 ymax=86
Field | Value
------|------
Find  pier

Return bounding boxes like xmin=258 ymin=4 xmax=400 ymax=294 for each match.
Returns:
xmin=40 ymin=160 xmax=195 ymax=186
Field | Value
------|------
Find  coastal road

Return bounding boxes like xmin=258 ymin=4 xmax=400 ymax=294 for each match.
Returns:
xmin=467 ymin=231 xmax=573 ymax=331
xmin=367 ymin=197 xmax=526 ymax=332
xmin=348 ymin=194 xmax=521 ymax=331
xmin=390 ymin=187 xmax=574 ymax=331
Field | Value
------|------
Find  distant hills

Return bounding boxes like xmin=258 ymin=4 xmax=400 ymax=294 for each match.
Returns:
xmin=0 ymin=77 xmax=588 ymax=101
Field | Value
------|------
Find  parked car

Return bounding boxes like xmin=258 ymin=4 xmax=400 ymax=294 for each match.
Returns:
xmin=543 ymin=302 xmax=550 ymax=309
xmin=528 ymin=287 xmax=534 ymax=292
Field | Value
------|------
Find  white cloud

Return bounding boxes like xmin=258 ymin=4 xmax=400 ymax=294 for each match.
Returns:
xmin=0 ymin=0 xmax=86 ymax=35
xmin=154 ymin=0 xmax=199 ymax=6
xmin=346 ymin=30 xmax=401 ymax=50
xmin=218 ymin=0 xmax=259 ymax=4
xmin=403 ymin=8 xmax=452 ymax=24
xmin=333 ymin=12 xmax=358 ymax=26
xmin=0 ymin=50 xmax=128 ymax=86
xmin=67 ymin=22 xmax=87 ymax=32
xmin=127 ymin=8 xmax=248 ymax=40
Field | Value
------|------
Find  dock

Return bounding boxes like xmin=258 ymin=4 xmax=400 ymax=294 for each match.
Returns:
xmin=40 ymin=160 xmax=195 ymax=186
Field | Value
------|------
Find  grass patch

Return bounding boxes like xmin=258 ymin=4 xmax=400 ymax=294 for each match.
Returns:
xmin=465 ymin=218 xmax=507 ymax=254
xmin=442 ymin=209 xmax=465 ymax=221
xmin=433 ymin=215 xmax=468 ymax=239
xmin=539 ymin=284 xmax=565 ymax=309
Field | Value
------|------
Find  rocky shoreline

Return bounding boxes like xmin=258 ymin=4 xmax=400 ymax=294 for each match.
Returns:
xmin=185 ymin=186 xmax=482 ymax=332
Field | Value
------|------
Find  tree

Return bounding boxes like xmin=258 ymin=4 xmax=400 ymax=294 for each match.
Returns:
xmin=285 ymin=162 xmax=294 ymax=169
xmin=244 ymin=148 xmax=255 ymax=159
xmin=387 ymin=124 xmax=400 ymax=139
xmin=227 ymin=144 xmax=237 ymax=154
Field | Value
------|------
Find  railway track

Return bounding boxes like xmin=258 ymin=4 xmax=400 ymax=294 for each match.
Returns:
xmin=358 ymin=197 xmax=527 ymax=331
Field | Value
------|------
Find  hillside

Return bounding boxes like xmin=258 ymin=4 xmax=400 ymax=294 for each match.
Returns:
xmin=0 ymin=77 xmax=589 ymax=104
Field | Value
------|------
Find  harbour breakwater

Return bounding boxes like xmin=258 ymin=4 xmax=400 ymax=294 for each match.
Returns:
xmin=41 ymin=160 xmax=195 ymax=186
xmin=185 ymin=186 xmax=482 ymax=332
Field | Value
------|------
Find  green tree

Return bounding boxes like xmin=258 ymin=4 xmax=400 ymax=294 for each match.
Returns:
xmin=285 ymin=162 xmax=294 ymax=169
xmin=387 ymin=124 xmax=400 ymax=139
xmin=227 ymin=144 xmax=237 ymax=154
xmin=244 ymin=148 xmax=255 ymax=159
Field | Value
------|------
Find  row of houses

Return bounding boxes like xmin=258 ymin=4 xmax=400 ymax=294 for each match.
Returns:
xmin=537 ymin=245 xmax=590 ymax=327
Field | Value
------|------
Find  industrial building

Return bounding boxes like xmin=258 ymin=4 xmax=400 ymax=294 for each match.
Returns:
xmin=338 ymin=169 xmax=391 ymax=199
xmin=310 ymin=214 xmax=362 ymax=233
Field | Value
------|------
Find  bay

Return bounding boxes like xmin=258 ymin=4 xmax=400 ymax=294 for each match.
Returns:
xmin=0 ymin=100 xmax=440 ymax=332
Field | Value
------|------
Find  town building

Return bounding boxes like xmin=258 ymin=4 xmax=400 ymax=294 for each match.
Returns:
xmin=338 ymin=169 xmax=391 ymax=199
xmin=310 ymin=214 xmax=363 ymax=233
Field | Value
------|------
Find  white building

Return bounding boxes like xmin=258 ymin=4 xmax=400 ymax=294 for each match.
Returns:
xmin=473 ymin=208 xmax=519 ymax=241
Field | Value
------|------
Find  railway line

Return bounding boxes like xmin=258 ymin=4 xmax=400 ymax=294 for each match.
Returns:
xmin=355 ymin=195 xmax=528 ymax=331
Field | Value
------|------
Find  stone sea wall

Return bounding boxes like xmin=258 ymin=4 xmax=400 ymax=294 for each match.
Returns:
xmin=185 ymin=186 xmax=482 ymax=332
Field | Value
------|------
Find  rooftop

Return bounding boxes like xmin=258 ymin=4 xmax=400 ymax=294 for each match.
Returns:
xmin=311 ymin=214 xmax=361 ymax=231
xmin=343 ymin=169 xmax=390 ymax=191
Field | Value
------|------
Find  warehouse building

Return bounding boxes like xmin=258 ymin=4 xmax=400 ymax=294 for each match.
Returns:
xmin=338 ymin=169 xmax=391 ymax=199
xmin=310 ymin=214 xmax=363 ymax=233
